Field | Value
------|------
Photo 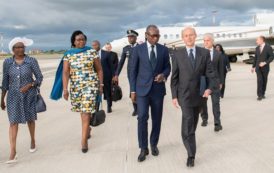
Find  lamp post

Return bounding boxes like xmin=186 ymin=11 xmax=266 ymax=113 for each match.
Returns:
xmin=212 ymin=10 xmax=218 ymax=26
xmin=0 ymin=33 xmax=3 ymax=54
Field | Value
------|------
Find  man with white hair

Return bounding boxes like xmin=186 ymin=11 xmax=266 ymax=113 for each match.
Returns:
xmin=251 ymin=36 xmax=274 ymax=100
xmin=170 ymin=27 xmax=216 ymax=167
xmin=201 ymin=33 xmax=224 ymax=131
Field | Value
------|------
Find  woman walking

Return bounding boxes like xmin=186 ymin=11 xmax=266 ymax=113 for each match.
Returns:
xmin=62 ymin=30 xmax=103 ymax=153
xmin=1 ymin=37 xmax=43 ymax=164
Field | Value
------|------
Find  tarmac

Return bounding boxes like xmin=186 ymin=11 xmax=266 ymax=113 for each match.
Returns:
xmin=0 ymin=56 xmax=274 ymax=173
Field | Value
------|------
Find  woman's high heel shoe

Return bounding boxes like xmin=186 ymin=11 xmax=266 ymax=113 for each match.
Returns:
xmin=5 ymin=154 xmax=18 ymax=164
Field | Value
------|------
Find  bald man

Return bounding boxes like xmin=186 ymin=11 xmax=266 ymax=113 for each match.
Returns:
xmin=170 ymin=27 xmax=216 ymax=167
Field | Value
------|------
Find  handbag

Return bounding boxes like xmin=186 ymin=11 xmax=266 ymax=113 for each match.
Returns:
xmin=112 ymin=84 xmax=122 ymax=102
xmin=36 ymin=87 xmax=47 ymax=113
xmin=90 ymin=95 xmax=106 ymax=127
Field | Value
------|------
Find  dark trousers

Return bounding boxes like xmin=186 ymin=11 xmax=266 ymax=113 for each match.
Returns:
xmin=137 ymin=93 xmax=164 ymax=149
xmin=256 ymin=68 xmax=269 ymax=97
xmin=200 ymin=90 xmax=221 ymax=125
xmin=103 ymin=80 xmax=112 ymax=108
xmin=127 ymin=78 xmax=137 ymax=113
xmin=220 ymin=73 xmax=227 ymax=98
xmin=181 ymin=106 xmax=200 ymax=158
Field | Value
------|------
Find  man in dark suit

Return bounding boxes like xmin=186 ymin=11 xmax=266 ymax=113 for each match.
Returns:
xmin=130 ymin=25 xmax=171 ymax=162
xmin=251 ymin=36 xmax=274 ymax=100
xmin=170 ymin=27 xmax=216 ymax=167
xmin=200 ymin=33 xmax=224 ymax=132
xmin=113 ymin=30 xmax=139 ymax=116
xmin=105 ymin=42 xmax=119 ymax=73
xmin=92 ymin=40 xmax=115 ymax=113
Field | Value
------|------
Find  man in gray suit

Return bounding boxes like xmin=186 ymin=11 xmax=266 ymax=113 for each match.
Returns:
xmin=200 ymin=33 xmax=224 ymax=132
xmin=170 ymin=27 xmax=216 ymax=167
xmin=251 ymin=36 xmax=274 ymax=100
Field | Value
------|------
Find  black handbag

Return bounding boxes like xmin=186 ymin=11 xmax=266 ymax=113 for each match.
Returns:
xmin=90 ymin=95 xmax=106 ymax=127
xmin=36 ymin=87 xmax=47 ymax=113
xmin=112 ymin=84 xmax=122 ymax=102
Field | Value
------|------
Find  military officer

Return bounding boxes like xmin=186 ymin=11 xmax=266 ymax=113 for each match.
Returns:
xmin=113 ymin=29 xmax=139 ymax=116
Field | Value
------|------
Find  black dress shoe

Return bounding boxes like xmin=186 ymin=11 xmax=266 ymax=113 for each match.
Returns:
xmin=262 ymin=95 xmax=266 ymax=99
xmin=214 ymin=124 xmax=223 ymax=132
xmin=201 ymin=120 xmax=208 ymax=127
xmin=107 ymin=107 xmax=112 ymax=113
xmin=138 ymin=148 xmax=149 ymax=162
xmin=151 ymin=146 xmax=159 ymax=156
xmin=257 ymin=97 xmax=263 ymax=101
xmin=132 ymin=110 xmax=137 ymax=116
xmin=186 ymin=157 xmax=195 ymax=167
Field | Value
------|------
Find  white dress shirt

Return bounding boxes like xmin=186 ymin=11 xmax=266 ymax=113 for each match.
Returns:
xmin=147 ymin=41 xmax=157 ymax=60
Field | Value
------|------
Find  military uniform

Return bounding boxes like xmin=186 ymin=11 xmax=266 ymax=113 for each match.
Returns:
xmin=115 ymin=30 xmax=139 ymax=116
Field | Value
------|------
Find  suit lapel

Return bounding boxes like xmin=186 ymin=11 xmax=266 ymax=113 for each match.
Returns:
xmin=212 ymin=49 xmax=218 ymax=62
xmin=143 ymin=43 xmax=153 ymax=71
xmin=154 ymin=43 xmax=161 ymax=71
xmin=260 ymin=45 xmax=266 ymax=55
xmin=194 ymin=46 xmax=202 ymax=72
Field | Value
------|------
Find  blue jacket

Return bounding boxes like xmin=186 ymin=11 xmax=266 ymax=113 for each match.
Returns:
xmin=129 ymin=42 xmax=171 ymax=97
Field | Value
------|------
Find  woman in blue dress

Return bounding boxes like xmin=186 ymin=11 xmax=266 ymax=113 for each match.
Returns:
xmin=1 ymin=37 xmax=43 ymax=164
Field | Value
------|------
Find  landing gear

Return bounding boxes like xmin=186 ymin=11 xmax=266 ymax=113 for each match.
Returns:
xmin=229 ymin=56 xmax=237 ymax=63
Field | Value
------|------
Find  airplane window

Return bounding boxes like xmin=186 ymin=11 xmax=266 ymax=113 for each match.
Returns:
xmin=169 ymin=34 xmax=174 ymax=39
xmin=176 ymin=34 xmax=179 ymax=39
xmin=222 ymin=33 xmax=225 ymax=38
xmin=164 ymin=34 xmax=168 ymax=39
xmin=228 ymin=33 xmax=231 ymax=38
xmin=239 ymin=33 xmax=242 ymax=37
xmin=216 ymin=34 xmax=220 ymax=38
xmin=233 ymin=33 xmax=237 ymax=38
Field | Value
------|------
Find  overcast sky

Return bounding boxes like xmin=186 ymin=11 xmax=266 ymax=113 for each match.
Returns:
xmin=0 ymin=0 xmax=274 ymax=51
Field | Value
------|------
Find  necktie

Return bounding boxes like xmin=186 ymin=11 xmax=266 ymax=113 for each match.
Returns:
xmin=150 ymin=45 xmax=157 ymax=70
xmin=189 ymin=49 xmax=195 ymax=68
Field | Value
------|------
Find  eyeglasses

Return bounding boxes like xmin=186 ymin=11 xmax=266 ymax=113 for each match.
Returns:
xmin=13 ymin=46 xmax=25 ymax=49
xmin=75 ymin=38 xmax=86 ymax=41
xmin=147 ymin=34 xmax=161 ymax=38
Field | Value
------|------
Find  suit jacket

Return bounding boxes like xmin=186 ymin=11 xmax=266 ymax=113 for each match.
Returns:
xmin=252 ymin=43 xmax=274 ymax=71
xmin=211 ymin=49 xmax=224 ymax=86
xmin=100 ymin=50 xmax=115 ymax=82
xmin=129 ymin=42 xmax=171 ymax=97
xmin=170 ymin=46 xmax=217 ymax=107
xmin=110 ymin=51 xmax=118 ymax=72
xmin=116 ymin=44 xmax=138 ymax=77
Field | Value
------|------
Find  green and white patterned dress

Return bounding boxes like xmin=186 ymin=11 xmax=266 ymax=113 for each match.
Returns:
xmin=63 ymin=49 xmax=99 ymax=113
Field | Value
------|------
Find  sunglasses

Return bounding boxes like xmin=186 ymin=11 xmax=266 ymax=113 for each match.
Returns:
xmin=147 ymin=33 xmax=161 ymax=38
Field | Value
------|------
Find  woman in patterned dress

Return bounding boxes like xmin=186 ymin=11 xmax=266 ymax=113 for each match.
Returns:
xmin=62 ymin=30 xmax=103 ymax=153
xmin=1 ymin=37 xmax=43 ymax=163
